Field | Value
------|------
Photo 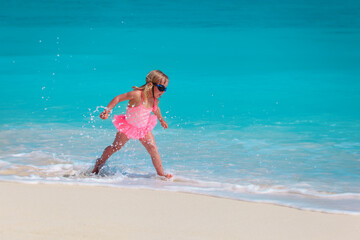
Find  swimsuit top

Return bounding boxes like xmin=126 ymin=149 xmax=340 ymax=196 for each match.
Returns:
xmin=125 ymin=91 xmax=157 ymax=128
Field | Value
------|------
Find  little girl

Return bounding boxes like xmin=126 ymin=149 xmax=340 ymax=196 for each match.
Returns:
xmin=92 ymin=70 xmax=173 ymax=179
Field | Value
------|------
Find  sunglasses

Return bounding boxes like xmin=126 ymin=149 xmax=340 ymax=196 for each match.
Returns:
xmin=154 ymin=84 xmax=167 ymax=92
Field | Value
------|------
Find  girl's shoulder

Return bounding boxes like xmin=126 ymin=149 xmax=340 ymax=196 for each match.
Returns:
xmin=126 ymin=89 xmax=142 ymax=105
xmin=128 ymin=89 xmax=142 ymax=98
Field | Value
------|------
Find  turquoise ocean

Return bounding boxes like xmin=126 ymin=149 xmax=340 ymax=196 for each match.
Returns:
xmin=1 ymin=0 xmax=360 ymax=214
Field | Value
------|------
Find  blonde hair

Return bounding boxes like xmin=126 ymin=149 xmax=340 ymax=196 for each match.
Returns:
xmin=132 ymin=70 xmax=169 ymax=99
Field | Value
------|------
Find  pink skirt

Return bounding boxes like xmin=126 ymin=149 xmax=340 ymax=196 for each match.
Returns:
xmin=112 ymin=114 xmax=157 ymax=140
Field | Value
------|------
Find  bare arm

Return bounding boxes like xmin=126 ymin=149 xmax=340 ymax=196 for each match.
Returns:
xmin=153 ymin=100 xmax=168 ymax=129
xmin=100 ymin=91 xmax=135 ymax=119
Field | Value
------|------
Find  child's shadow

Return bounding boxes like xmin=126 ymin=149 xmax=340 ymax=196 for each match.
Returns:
xmin=122 ymin=172 xmax=155 ymax=179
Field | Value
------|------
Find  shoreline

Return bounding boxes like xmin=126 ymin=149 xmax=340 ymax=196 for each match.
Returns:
xmin=1 ymin=181 xmax=360 ymax=240
xmin=1 ymin=178 xmax=359 ymax=216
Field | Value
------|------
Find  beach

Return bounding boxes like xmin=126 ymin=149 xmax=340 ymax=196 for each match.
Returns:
xmin=1 ymin=181 xmax=359 ymax=240
xmin=1 ymin=1 xmax=360 ymax=238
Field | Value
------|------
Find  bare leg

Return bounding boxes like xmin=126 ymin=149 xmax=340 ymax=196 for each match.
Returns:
xmin=139 ymin=131 xmax=172 ymax=178
xmin=92 ymin=131 xmax=129 ymax=174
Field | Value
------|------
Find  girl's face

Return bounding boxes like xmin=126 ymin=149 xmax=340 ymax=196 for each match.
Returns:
xmin=152 ymin=81 xmax=168 ymax=98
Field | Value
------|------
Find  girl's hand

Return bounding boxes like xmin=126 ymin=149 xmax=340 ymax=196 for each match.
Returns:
xmin=99 ymin=110 xmax=110 ymax=120
xmin=160 ymin=120 xmax=168 ymax=129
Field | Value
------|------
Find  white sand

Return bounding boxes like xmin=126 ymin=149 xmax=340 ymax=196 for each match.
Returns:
xmin=0 ymin=181 xmax=359 ymax=240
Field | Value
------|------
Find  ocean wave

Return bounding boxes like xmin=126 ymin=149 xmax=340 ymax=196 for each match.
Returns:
xmin=1 ymin=162 xmax=359 ymax=215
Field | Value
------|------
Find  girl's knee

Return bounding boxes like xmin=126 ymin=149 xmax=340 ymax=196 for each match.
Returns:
xmin=112 ymin=143 xmax=123 ymax=151
xmin=146 ymin=143 xmax=157 ymax=153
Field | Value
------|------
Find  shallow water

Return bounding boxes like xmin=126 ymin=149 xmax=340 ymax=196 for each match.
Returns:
xmin=1 ymin=0 xmax=360 ymax=214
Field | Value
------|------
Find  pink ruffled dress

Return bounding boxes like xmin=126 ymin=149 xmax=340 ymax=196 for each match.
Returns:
xmin=112 ymin=92 xmax=158 ymax=139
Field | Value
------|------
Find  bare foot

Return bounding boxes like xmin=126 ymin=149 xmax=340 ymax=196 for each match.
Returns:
xmin=91 ymin=158 xmax=102 ymax=174
xmin=165 ymin=173 xmax=173 ymax=179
